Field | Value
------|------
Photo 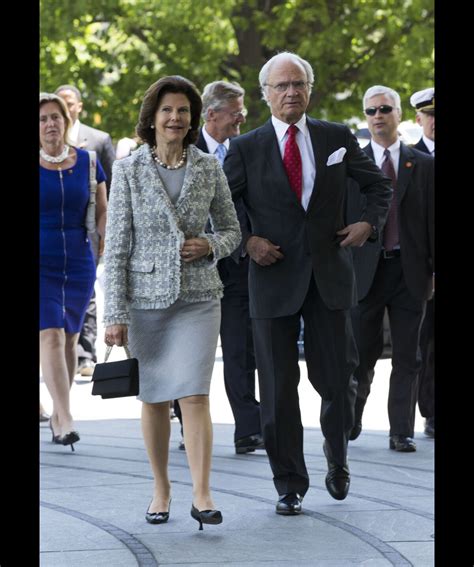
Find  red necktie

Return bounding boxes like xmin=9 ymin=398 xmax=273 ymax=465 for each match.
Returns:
xmin=283 ymin=124 xmax=302 ymax=201
xmin=381 ymin=149 xmax=399 ymax=251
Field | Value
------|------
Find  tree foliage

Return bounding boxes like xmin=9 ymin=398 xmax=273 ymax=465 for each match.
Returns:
xmin=40 ymin=0 xmax=434 ymax=142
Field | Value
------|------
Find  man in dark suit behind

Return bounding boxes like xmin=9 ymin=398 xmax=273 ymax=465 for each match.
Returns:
xmin=224 ymin=52 xmax=392 ymax=514
xmin=346 ymin=85 xmax=434 ymax=452
xmin=55 ymin=85 xmax=116 ymax=377
xmin=410 ymin=87 xmax=435 ymax=439
xmin=196 ymin=80 xmax=264 ymax=454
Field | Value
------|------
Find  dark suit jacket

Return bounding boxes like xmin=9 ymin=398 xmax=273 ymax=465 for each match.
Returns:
xmin=77 ymin=122 xmax=116 ymax=192
xmin=224 ymin=117 xmax=392 ymax=318
xmin=346 ymin=142 xmax=434 ymax=302
xmin=413 ymin=138 xmax=431 ymax=155
xmin=195 ymin=128 xmax=248 ymax=265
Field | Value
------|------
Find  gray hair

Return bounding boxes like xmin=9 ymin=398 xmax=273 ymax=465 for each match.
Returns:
xmin=259 ymin=52 xmax=314 ymax=104
xmin=363 ymin=85 xmax=402 ymax=114
xmin=39 ymin=92 xmax=73 ymax=145
xmin=201 ymin=81 xmax=245 ymax=119
xmin=55 ymin=84 xmax=82 ymax=101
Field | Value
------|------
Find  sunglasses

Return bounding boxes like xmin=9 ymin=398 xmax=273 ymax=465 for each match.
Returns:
xmin=364 ymin=105 xmax=394 ymax=116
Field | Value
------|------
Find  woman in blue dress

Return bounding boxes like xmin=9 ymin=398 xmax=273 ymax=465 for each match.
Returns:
xmin=40 ymin=93 xmax=107 ymax=450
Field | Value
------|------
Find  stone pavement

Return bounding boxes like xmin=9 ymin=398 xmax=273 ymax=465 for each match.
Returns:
xmin=40 ymin=269 xmax=434 ymax=565
xmin=40 ymin=390 xmax=434 ymax=566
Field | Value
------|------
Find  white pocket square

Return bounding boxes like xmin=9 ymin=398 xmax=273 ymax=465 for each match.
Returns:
xmin=326 ymin=147 xmax=347 ymax=166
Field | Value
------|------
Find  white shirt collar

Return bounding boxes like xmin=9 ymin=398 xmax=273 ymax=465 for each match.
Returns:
xmin=422 ymin=135 xmax=435 ymax=154
xmin=370 ymin=138 xmax=400 ymax=165
xmin=271 ymin=114 xmax=309 ymax=141
xmin=202 ymin=126 xmax=229 ymax=155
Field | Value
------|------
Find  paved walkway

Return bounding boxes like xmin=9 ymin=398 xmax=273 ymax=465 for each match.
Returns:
xmin=40 ymin=376 xmax=433 ymax=566
xmin=40 ymin=270 xmax=434 ymax=566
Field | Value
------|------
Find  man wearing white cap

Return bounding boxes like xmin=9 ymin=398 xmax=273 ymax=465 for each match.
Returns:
xmin=410 ymin=87 xmax=435 ymax=155
xmin=410 ymin=88 xmax=435 ymax=439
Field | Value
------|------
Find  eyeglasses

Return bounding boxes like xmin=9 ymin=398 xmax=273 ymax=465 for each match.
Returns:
xmin=217 ymin=108 xmax=248 ymax=119
xmin=265 ymin=81 xmax=309 ymax=93
xmin=229 ymin=108 xmax=248 ymax=118
xmin=364 ymin=105 xmax=394 ymax=116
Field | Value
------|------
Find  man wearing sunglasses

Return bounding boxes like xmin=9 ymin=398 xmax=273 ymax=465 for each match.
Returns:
xmin=347 ymin=85 xmax=434 ymax=452
xmin=224 ymin=52 xmax=392 ymax=515
xmin=410 ymin=88 xmax=435 ymax=441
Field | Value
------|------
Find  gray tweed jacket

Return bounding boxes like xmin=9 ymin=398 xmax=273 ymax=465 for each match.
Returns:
xmin=103 ymin=143 xmax=241 ymax=326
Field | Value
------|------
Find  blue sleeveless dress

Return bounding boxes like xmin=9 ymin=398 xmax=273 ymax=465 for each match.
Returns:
xmin=40 ymin=148 xmax=106 ymax=332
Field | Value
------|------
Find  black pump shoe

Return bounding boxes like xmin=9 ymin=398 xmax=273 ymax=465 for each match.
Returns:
xmin=59 ymin=431 xmax=80 ymax=452
xmin=49 ymin=419 xmax=61 ymax=444
xmin=190 ymin=504 xmax=223 ymax=531
xmin=146 ymin=499 xmax=171 ymax=524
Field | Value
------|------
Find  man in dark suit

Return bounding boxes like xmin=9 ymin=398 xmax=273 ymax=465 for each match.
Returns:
xmin=410 ymin=88 xmax=435 ymax=438
xmin=347 ymin=85 xmax=434 ymax=452
xmin=198 ymin=81 xmax=264 ymax=454
xmin=224 ymin=52 xmax=392 ymax=514
xmin=175 ymin=81 xmax=264 ymax=454
xmin=55 ymin=85 xmax=116 ymax=377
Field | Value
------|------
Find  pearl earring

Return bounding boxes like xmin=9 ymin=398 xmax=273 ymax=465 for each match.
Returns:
xmin=150 ymin=124 xmax=155 ymax=129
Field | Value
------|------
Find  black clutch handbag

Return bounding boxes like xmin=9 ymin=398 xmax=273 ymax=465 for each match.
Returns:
xmin=91 ymin=345 xmax=139 ymax=399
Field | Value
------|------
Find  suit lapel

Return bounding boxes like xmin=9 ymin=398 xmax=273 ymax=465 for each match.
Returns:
xmin=306 ymin=119 xmax=328 ymax=213
xmin=257 ymin=120 xmax=299 ymax=204
xmin=259 ymin=119 xmax=285 ymax=174
xmin=365 ymin=142 xmax=413 ymax=205
xmin=76 ymin=124 xmax=89 ymax=149
xmin=195 ymin=129 xmax=209 ymax=153
xmin=396 ymin=143 xmax=415 ymax=204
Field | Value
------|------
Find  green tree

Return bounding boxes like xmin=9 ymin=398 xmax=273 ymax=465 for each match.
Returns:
xmin=40 ymin=0 xmax=433 ymax=142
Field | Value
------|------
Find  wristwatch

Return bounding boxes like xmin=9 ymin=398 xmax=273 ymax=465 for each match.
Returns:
xmin=367 ymin=224 xmax=378 ymax=242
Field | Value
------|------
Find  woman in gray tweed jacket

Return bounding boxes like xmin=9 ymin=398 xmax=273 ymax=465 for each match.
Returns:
xmin=103 ymin=76 xmax=241 ymax=529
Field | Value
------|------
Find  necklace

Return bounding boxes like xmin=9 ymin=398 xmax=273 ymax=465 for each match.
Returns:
xmin=40 ymin=144 xmax=70 ymax=164
xmin=151 ymin=146 xmax=187 ymax=169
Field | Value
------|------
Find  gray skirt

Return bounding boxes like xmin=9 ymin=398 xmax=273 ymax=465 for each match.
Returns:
xmin=128 ymin=299 xmax=221 ymax=403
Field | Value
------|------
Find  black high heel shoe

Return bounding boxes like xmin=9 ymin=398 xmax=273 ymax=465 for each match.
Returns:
xmin=145 ymin=499 xmax=171 ymax=524
xmin=49 ymin=419 xmax=61 ymax=444
xmin=58 ymin=431 xmax=80 ymax=452
xmin=190 ymin=504 xmax=223 ymax=531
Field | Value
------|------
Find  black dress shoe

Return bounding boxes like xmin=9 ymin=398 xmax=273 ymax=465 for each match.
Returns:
xmin=146 ymin=499 xmax=171 ymax=524
xmin=424 ymin=417 xmax=435 ymax=438
xmin=389 ymin=435 xmax=416 ymax=452
xmin=275 ymin=493 xmax=302 ymax=515
xmin=323 ymin=441 xmax=350 ymax=500
xmin=349 ymin=421 xmax=362 ymax=441
xmin=178 ymin=438 xmax=185 ymax=451
xmin=235 ymin=434 xmax=265 ymax=454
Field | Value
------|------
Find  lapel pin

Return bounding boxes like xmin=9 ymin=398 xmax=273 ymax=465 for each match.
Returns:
xmin=405 ymin=162 xmax=412 ymax=168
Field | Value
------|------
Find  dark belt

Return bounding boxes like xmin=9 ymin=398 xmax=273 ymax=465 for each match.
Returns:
xmin=381 ymin=249 xmax=401 ymax=259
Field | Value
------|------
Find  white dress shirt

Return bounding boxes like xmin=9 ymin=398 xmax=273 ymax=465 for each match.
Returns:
xmin=370 ymin=138 xmax=401 ymax=173
xmin=271 ymin=114 xmax=316 ymax=211
xmin=202 ymin=126 xmax=230 ymax=156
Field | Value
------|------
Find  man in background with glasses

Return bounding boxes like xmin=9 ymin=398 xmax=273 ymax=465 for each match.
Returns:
xmin=346 ymin=85 xmax=434 ymax=453
xmin=225 ymin=53 xmax=392 ymax=515
xmin=174 ymin=81 xmax=265 ymax=455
